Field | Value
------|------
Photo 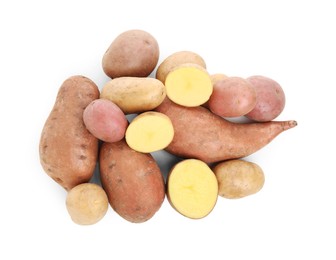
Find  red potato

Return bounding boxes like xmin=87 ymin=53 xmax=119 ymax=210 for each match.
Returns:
xmin=155 ymin=98 xmax=297 ymax=163
xmin=83 ymin=99 xmax=128 ymax=143
xmin=245 ymin=75 xmax=286 ymax=122
xmin=99 ymin=140 xmax=165 ymax=223
xmin=208 ymin=77 xmax=257 ymax=117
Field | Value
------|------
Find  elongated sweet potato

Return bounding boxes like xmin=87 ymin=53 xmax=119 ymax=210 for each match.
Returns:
xmin=155 ymin=98 xmax=297 ymax=163
xmin=39 ymin=75 xmax=99 ymax=190
xmin=99 ymin=140 xmax=165 ymax=223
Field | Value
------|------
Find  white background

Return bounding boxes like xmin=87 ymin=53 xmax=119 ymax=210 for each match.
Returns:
xmin=1 ymin=0 xmax=335 ymax=259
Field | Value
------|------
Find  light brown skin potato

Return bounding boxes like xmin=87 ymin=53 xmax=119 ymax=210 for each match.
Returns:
xmin=210 ymin=73 xmax=228 ymax=85
xmin=66 ymin=183 xmax=109 ymax=225
xmin=99 ymin=140 xmax=165 ymax=223
xmin=156 ymin=51 xmax=206 ymax=83
xmin=214 ymin=160 xmax=265 ymax=199
xmin=155 ymin=98 xmax=297 ymax=163
xmin=100 ymin=77 xmax=166 ymax=114
xmin=208 ymin=77 xmax=257 ymax=117
xmin=102 ymin=29 xmax=159 ymax=78
xmin=39 ymin=76 xmax=99 ymax=190
xmin=245 ymin=75 xmax=286 ymax=122
xmin=83 ymin=99 xmax=128 ymax=142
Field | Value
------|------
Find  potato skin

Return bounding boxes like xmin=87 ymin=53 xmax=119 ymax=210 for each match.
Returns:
xmin=245 ymin=75 xmax=286 ymax=122
xmin=83 ymin=99 xmax=128 ymax=142
xmin=100 ymin=77 xmax=166 ymax=114
xmin=156 ymin=51 xmax=206 ymax=83
xmin=102 ymin=29 xmax=159 ymax=78
xmin=99 ymin=140 xmax=165 ymax=223
xmin=39 ymin=75 xmax=99 ymax=190
xmin=208 ymin=77 xmax=257 ymax=117
xmin=214 ymin=160 xmax=265 ymax=199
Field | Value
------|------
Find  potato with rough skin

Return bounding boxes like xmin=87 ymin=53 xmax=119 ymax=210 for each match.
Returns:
xmin=39 ymin=76 xmax=99 ymax=190
xmin=100 ymin=77 xmax=166 ymax=114
xmin=156 ymin=51 xmax=206 ymax=83
xmin=155 ymin=98 xmax=297 ymax=163
xmin=102 ymin=29 xmax=159 ymax=78
xmin=245 ymin=75 xmax=286 ymax=122
xmin=99 ymin=140 xmax=165 ymax=223
xmin=214 ymin=160 xmax=265 ymax=199
xmin=83 ymin=99 xmax=128 ymax=143
xmin=208 ymin=77 xmax=257 ymax=117
xmin=66 ymin=183 xmax=109 ymax=225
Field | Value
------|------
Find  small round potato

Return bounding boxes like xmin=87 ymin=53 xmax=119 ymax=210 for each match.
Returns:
xmin=83 ymin=99 xmax=128 ymax=143
xmin=102 ymin=29 xmax=159 ymax=78
xmin=66 ymin=183 xmax=109 ymax=225
xmin=245 ymin=75 xmax=286 ymax=122
xmin=214 ymin=160 xmax=265 ymax=199
xmin=208 ymin=77 xmax=257 ymax=117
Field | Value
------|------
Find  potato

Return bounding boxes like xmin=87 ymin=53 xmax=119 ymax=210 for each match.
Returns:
xmin=100 ymin=77 xmax=166 ymax=114
xmin=99 ymin=140 xmax=165 ymax=223
xmin=245 ymin=75 xmax=286 ymax=122
xmin=214 ymin=160 xmax=265 ymax=199
xmin=125 ymin=111 xmax=174 ymax=153
xmin=165 ymin=63 xmax=213 ymax=107
xmin=156 ymin=51 xmax=206 ymax=83
xmin=66 ymin=183 xmax=109 ymax=225
xmin=210 ymin=73 xmax=228 ymax=85
xmin=155 ymin=98 xmax=297 ymax=163
xmin=167 ymin=159 xmax=218 ymax=219
xmin=83 ymin=99 xmax=128 ymax=143
xmin=39 ymin=76 xmax=99 ymax=190
xmin=102 ymin=29 xmax=159 ymax=78
xmin=208 ymin=77 xmax=257 ymax=117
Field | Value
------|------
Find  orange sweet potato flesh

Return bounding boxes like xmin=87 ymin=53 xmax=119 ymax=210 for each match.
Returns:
xmin=155 ymin=98 xmax=297 ymax=163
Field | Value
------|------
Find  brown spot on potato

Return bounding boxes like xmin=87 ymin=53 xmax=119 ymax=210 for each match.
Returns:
xmin=79 ymin=155 xmax=87 ymax=160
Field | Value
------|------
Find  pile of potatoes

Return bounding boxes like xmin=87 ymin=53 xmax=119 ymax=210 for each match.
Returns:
xmin=39 ymin=29 xmax=297 ymax=225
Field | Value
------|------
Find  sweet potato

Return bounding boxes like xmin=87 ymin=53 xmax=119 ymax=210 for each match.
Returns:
xmin=39 ymin=76 xmax=99 ymax=190
xmin=155 ymin=98 xmax=297 ymax=163
xmin=99 ymin=140 xmax=165 ymax=223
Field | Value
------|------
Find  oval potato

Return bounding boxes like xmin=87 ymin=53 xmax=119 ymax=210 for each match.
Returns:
xmin=102 ymin=29 xmax=159 ymax=78
xmin=39 ymin=75 xmax=99 ymax=190
xmin=100 ymin=77 xmax=166 ymax=114
xmin=99 ymin=140 xmax=165 ymax=223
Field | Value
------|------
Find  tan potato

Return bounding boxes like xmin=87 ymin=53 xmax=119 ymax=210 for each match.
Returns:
xmin=66 ymin=183 xmax=109 ymax=225
xmin=39 ymin=76 xmax=99 ymax=190
xmin=100 ymin=77 xmax=166 ymax=114
xmin=99 ymin=140 xmax=165 ymax=223
xmin=214 ymin=160 xmax=265 ymax=199
xmin=102 ymin=29 xmax=159 ymax=78
xmin=156 ymin=51 xmax=206 ymax=83
xmin=210 ymin=73 xmax=228 ymax=85
xmin=155 ymin=98 xmax=297 ymax=163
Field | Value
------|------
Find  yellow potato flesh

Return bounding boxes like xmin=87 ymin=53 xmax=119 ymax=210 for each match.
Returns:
xmin=125 ymin=112 xmax=174 ymax=153
xmin=165 ymin=67 xmax=213 ymax=107
xmin=168 ymin=159 xmax=218 ymax=219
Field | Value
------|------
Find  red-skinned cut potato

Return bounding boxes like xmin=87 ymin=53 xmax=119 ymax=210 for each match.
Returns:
xmin=245 ymin=75 xmax=286 ymax=122
xmin=83 ymin=99 xmax=128 ymax=143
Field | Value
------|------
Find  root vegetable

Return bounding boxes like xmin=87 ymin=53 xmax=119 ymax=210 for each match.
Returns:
xmin=155 ymin=98 xmax=297 ymax=163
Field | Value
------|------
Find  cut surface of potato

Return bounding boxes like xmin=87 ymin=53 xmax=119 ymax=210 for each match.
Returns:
xmin=165 ymin=64 xmax=213 ymax=107
xmin=167 ymin=159 xmax=218 ymax=219
xmin=125 ymin=112 xmax=174 ymax=153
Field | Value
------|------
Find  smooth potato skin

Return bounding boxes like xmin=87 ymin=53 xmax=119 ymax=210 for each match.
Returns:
xmin=214 ymin=160 xmax=265 ymax=199
xmin=102 ymin=29 xmax=159 ymax=78
xmin=100 ymin=77 xmax=166 ymax=114
xmin=245 ymin=75 xmax=286 ymax=122
xmin=39 ymin=76 xmax=99 ymax=190
xmin=99 ymin=140 xmax=165 ymax=223
xmin=208 ymin=77 xmax=257 ymax=117
xmin=83 ymin=99 xmax=128 ymax=142
xmin=156 ymin=51 xmax=206 ymax=83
